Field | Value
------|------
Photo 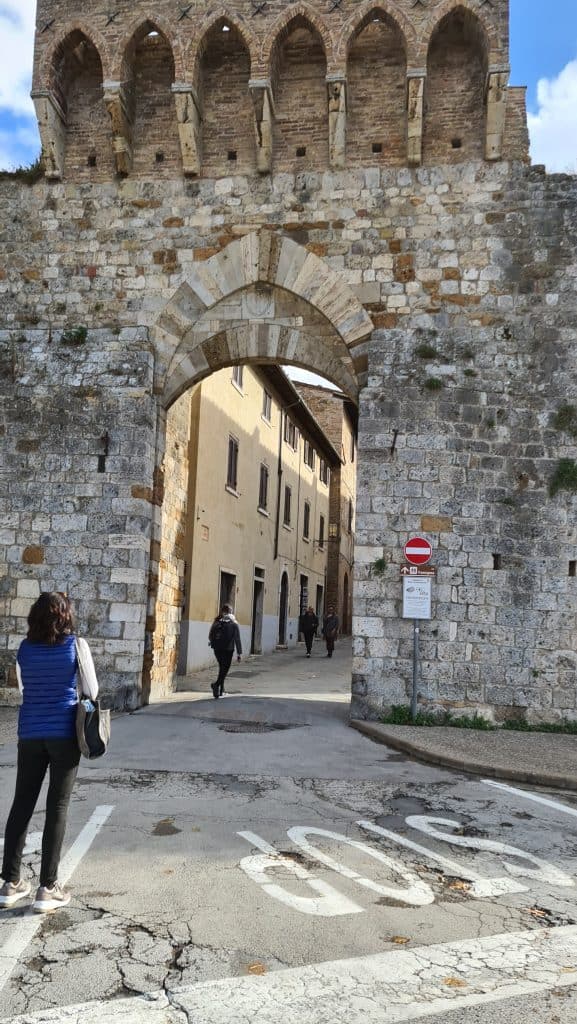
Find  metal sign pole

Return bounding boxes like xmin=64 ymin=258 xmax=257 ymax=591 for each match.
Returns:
xmin=411 ymin=618 xmax=420 ymax=721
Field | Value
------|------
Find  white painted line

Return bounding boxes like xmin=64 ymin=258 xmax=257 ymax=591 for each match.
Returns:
xmin=483 ymin=779 xmax=577 ymax=820
xmin=7 ymin=926 xmax=577 ymax=1024
xmin=0 ymin=805 xmax=114 ymax=994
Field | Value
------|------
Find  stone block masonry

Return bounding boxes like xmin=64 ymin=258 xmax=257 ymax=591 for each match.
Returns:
xmin=0 ymin=0 xmax=576 ymax=721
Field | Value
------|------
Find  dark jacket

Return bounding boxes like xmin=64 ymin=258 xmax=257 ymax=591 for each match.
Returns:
xmin=300 ymin=611 xmax=318 ymax=636
xmin=323 ymin=614 xmax=339 ymax=639
xmin=209 ymin=614 xmax=242 ymax=655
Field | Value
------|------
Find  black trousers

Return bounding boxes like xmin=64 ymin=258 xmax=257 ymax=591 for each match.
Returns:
xmin=214 ymin=649 xmax=234 ymax=693
xmin=303 ymin=631 xmax=315 ymax=654
xmin=325 ymin=636 xmax=335 ymax=657
xmin=2 ymin=738 xmax=80 ymax=888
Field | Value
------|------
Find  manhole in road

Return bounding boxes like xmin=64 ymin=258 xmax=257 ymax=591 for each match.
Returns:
xmin=218 ymin=722 xmax=304 ymax=734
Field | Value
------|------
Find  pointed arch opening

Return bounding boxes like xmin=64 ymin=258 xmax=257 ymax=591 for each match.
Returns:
xmin=197 ymin=19 xmax=255 ymax=177
xmin=346 ymin=9 xmax=407 ymax=167
xmin=271 ymin=16 xmax=329 ymax=172
xmin=123 ymin=22 xmax=181 ymax=175
xmin=48 ymin=30 xmax=113 ymax=180
xmin=424 ymin=6 xmax=488 ymax=164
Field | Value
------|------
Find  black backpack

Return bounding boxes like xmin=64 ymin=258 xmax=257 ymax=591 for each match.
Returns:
xmin=211 ymin=617 xmax=235 ymax=647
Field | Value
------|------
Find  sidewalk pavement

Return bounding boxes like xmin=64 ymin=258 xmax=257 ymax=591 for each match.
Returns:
xmin=351 ymin=720 xmax=577 ymax=792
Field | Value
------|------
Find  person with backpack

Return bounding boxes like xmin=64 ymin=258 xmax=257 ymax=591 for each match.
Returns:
xmin=208 ymin=604 xmax=242 ymax=699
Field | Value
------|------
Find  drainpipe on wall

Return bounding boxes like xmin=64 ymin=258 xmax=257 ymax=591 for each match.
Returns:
xmin=273 ymin=409 xmax=283 ymax=560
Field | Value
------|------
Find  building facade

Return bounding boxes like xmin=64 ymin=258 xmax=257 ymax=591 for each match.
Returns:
xmin=178 ymin=365 xmax=338 ymax=672
xmin=295 ymin=384 xmax=357 ymax=635
xmin=1 ymin=0 xmax=576 ymax=723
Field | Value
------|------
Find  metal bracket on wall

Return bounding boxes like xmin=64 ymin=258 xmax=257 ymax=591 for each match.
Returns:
xmin=251 ymin=1 xmax=267 ymax=15
xmin=178 ymin=4 xmax=193 ymax=20
xmin=106 ymin=11 xmax=120 ymax=25
xmin=41 ymin=19 xmax=55 ymax=33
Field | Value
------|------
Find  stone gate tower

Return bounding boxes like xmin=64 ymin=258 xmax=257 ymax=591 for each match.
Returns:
xmin=1 ymin=0 xmax=576 ymax=722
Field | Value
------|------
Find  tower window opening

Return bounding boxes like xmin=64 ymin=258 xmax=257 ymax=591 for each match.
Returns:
xmin=451 ymin=137 xmax=462 ymax=149
xmin=569 ymin=561 xmax=576 ymax=578
xmin=493 ymin=554 xmax=502 ymax=571
xmin=372 ymin=142 xmax=382 ymax=154
xmin=296 ymin=146 xmax=306 ymax=157
xmin=155 ymin=151 xmax=165 ymax=163
xmin=222 ymin=24 xmax=231 ymax=32
xmin=227 ymin=150 xmax=237 ymax=162
xmin=87 ymin=152 xmax=97 ymax=167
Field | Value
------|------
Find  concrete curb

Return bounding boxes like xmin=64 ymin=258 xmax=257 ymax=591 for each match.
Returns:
xmin=350 ymin=720 xmax=577 ymax=793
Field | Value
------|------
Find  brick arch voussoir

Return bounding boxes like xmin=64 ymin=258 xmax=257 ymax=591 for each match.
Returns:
xmin=261 ymin=4 xmax=335 ymax=76
xmin=417 ymin=0 xmax=498 ymax=67
xmin=111 ymin=13 xmax=184 ymax=81
xmin=38 ymin=22 xmax=112 ymax=91
xmin=337 ymin=1 xmax=416 ymax=66
xmin=186 ymin=9 xmax=259 ymax=84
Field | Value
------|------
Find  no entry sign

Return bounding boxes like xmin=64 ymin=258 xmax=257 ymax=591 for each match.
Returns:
xmin=404 ymin=536 xmax=432 ymax=566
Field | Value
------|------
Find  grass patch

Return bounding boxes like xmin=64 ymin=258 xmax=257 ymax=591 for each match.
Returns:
xmin=550 ymin=458 xmax=577 ymax=498
xmin=60 ymin=326 xmax=88 ymax=346
xmin=382 ymin=705 xmax=577 ymax=734
xmin=415 ymin=344 xmax=438 ymax=360
xmin=423 ymin=377 xmax=444 ymax=392
xmin=0 ymin=157 xmax=44 ymax=185
xmin=552 ymin=404 xmax=577 ymax=438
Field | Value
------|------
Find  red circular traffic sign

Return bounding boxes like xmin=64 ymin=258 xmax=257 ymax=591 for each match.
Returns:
xmin=404 ymin=536 xmax=432 ymax=566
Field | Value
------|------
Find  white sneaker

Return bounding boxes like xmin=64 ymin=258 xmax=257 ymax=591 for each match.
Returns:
xmin=32 ymin=883 xmax=71 ymax=913
xmin=0 ymin=879 xmax=31 ymax=908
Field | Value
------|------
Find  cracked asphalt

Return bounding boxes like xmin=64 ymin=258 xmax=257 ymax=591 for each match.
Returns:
xmin=1 ymin=641 xmax=577 ymax=1023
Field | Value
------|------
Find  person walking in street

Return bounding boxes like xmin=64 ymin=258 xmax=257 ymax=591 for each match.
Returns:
xmin=323 ymin=606 xmax=339 ymax=659
xmin=299 ymin=606 xmax=318 ymax=657
xmin=0 ymin=592 xmax=98 ymax=913
xmin=208 ymin=604 xmax=242 ymax=699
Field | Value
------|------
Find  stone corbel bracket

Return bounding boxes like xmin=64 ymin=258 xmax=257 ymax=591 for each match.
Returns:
xmin=31 ymin=89 xmax=66 ymax=180
xmin=172 ymin=82 xmax=202 ymax=177
xmin=485 ymin=64 xmax=510 ymax=161
xmin=406 ymin=68 xmax=426 ymax=167
xmin=249 ymin=79 xmax=275 ymax=175
xmin=103 ymin=80 xmax=133 ymax=177
xmin=327 ymin=74 xmax=346 ymax=171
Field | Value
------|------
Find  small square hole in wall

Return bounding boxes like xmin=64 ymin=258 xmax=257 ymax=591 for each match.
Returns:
xmin=451 ymin=138 xmax=462 ymax=150
xmin=227 ymin=150 xmax=237 ymax=162
xmin=372 ymin=142 xmax=382 ymax=154
xmin=87 ymin=152 xmax=97 ymax=168
xmin=493 ymin=553 xmax=502 ymax=570
xmin=155 ymin=151 xmax=165 ymax=163
xmin=569 ymin=560 xmax=576 ymax=577
xmin=296 ymin=146 xmax=306 ymax=158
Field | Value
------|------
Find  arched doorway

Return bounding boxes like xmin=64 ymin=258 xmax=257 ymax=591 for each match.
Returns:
xmin=142 ymin=230 xmax=372 ymax=702
xmin=278 ymin=572 xmax=289 ymax=646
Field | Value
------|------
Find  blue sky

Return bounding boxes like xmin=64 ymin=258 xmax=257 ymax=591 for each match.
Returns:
xmin=0 ymin=1 xmax=576 ymax=171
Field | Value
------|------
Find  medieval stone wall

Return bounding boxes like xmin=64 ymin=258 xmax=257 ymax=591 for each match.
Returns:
xmin=2 ymin=159 xmax=577 ymax=718
xmin=1 ymin=0 xmax=576 ymax=719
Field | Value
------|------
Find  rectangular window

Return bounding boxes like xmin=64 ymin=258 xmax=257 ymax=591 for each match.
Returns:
xmin=319 ymin=514 xmax=325 ymax=549
xmin=284 ymin=416 xmax=298 ymax=450
xmin=283 ymin=485 xmax=292 ymax=526
xmin=348 ymin=498 xmax=353 ymax=533
xmin=303 ymin=501 xmax=311 ymax=539
xmin=262 ymin=389 xmax=272 ymax=421
xmin=304 ymin=440 xmax=315 ymax=470
xmin=232 ymin=365 xmax=244 ymax=389
xmin=350 ymin=434 xmax=355 ymax=463
xmin=319 ymin=459 xmax=329 ymax=485
xmin=227 ymin=436 xmax=239 ymax=491
xmin=258 ymin=464 xmax=269 ymax=511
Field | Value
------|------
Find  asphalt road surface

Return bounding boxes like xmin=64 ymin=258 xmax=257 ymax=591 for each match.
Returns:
xmin=0 ymin=641 xmax=576 ymax=1023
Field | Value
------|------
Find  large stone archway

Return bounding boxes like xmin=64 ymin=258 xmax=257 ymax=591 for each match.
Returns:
xmin=143 ymin=231 xmax=373 ymax=700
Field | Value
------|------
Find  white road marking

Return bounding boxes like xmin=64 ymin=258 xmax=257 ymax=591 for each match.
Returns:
xmin=406 ymin=815 xmax=574 ymax=888
xmin=358 ymin=820 xmax=527 ymax=898
xmin=238 ymin=830 xmax=363 ymax=917
xmin=0 ymin=805 xmax=114 ymax=994
xmin=7 ymin=926 xmax=577 ymax=1024
xmin=483 ymin=779 xmax=577 ymax=820
xmin=287 ymin=825 xmax=434 ymax=905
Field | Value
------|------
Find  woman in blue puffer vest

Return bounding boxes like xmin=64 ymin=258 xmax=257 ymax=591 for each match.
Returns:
xmin=0 ymin=592 xmax=98 ymax=913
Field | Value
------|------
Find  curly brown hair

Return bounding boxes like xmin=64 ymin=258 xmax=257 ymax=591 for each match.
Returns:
xmin=27 ymin=592 xmax=75 ymax=645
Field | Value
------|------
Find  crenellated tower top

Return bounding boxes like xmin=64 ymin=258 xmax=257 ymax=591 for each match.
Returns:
xmin=31 ymin=0 xmax=527 ymax=181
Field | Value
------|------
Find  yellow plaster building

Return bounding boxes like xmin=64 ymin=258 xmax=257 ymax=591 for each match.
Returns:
xmin=178 ymin=366 xmax=341 ymax=673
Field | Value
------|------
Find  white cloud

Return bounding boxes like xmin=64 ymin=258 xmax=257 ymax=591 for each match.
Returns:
xmin=0 ymin=1 xmax=36 ymax=118
xmin=528 ymin=57 xmax=577 ymax=172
